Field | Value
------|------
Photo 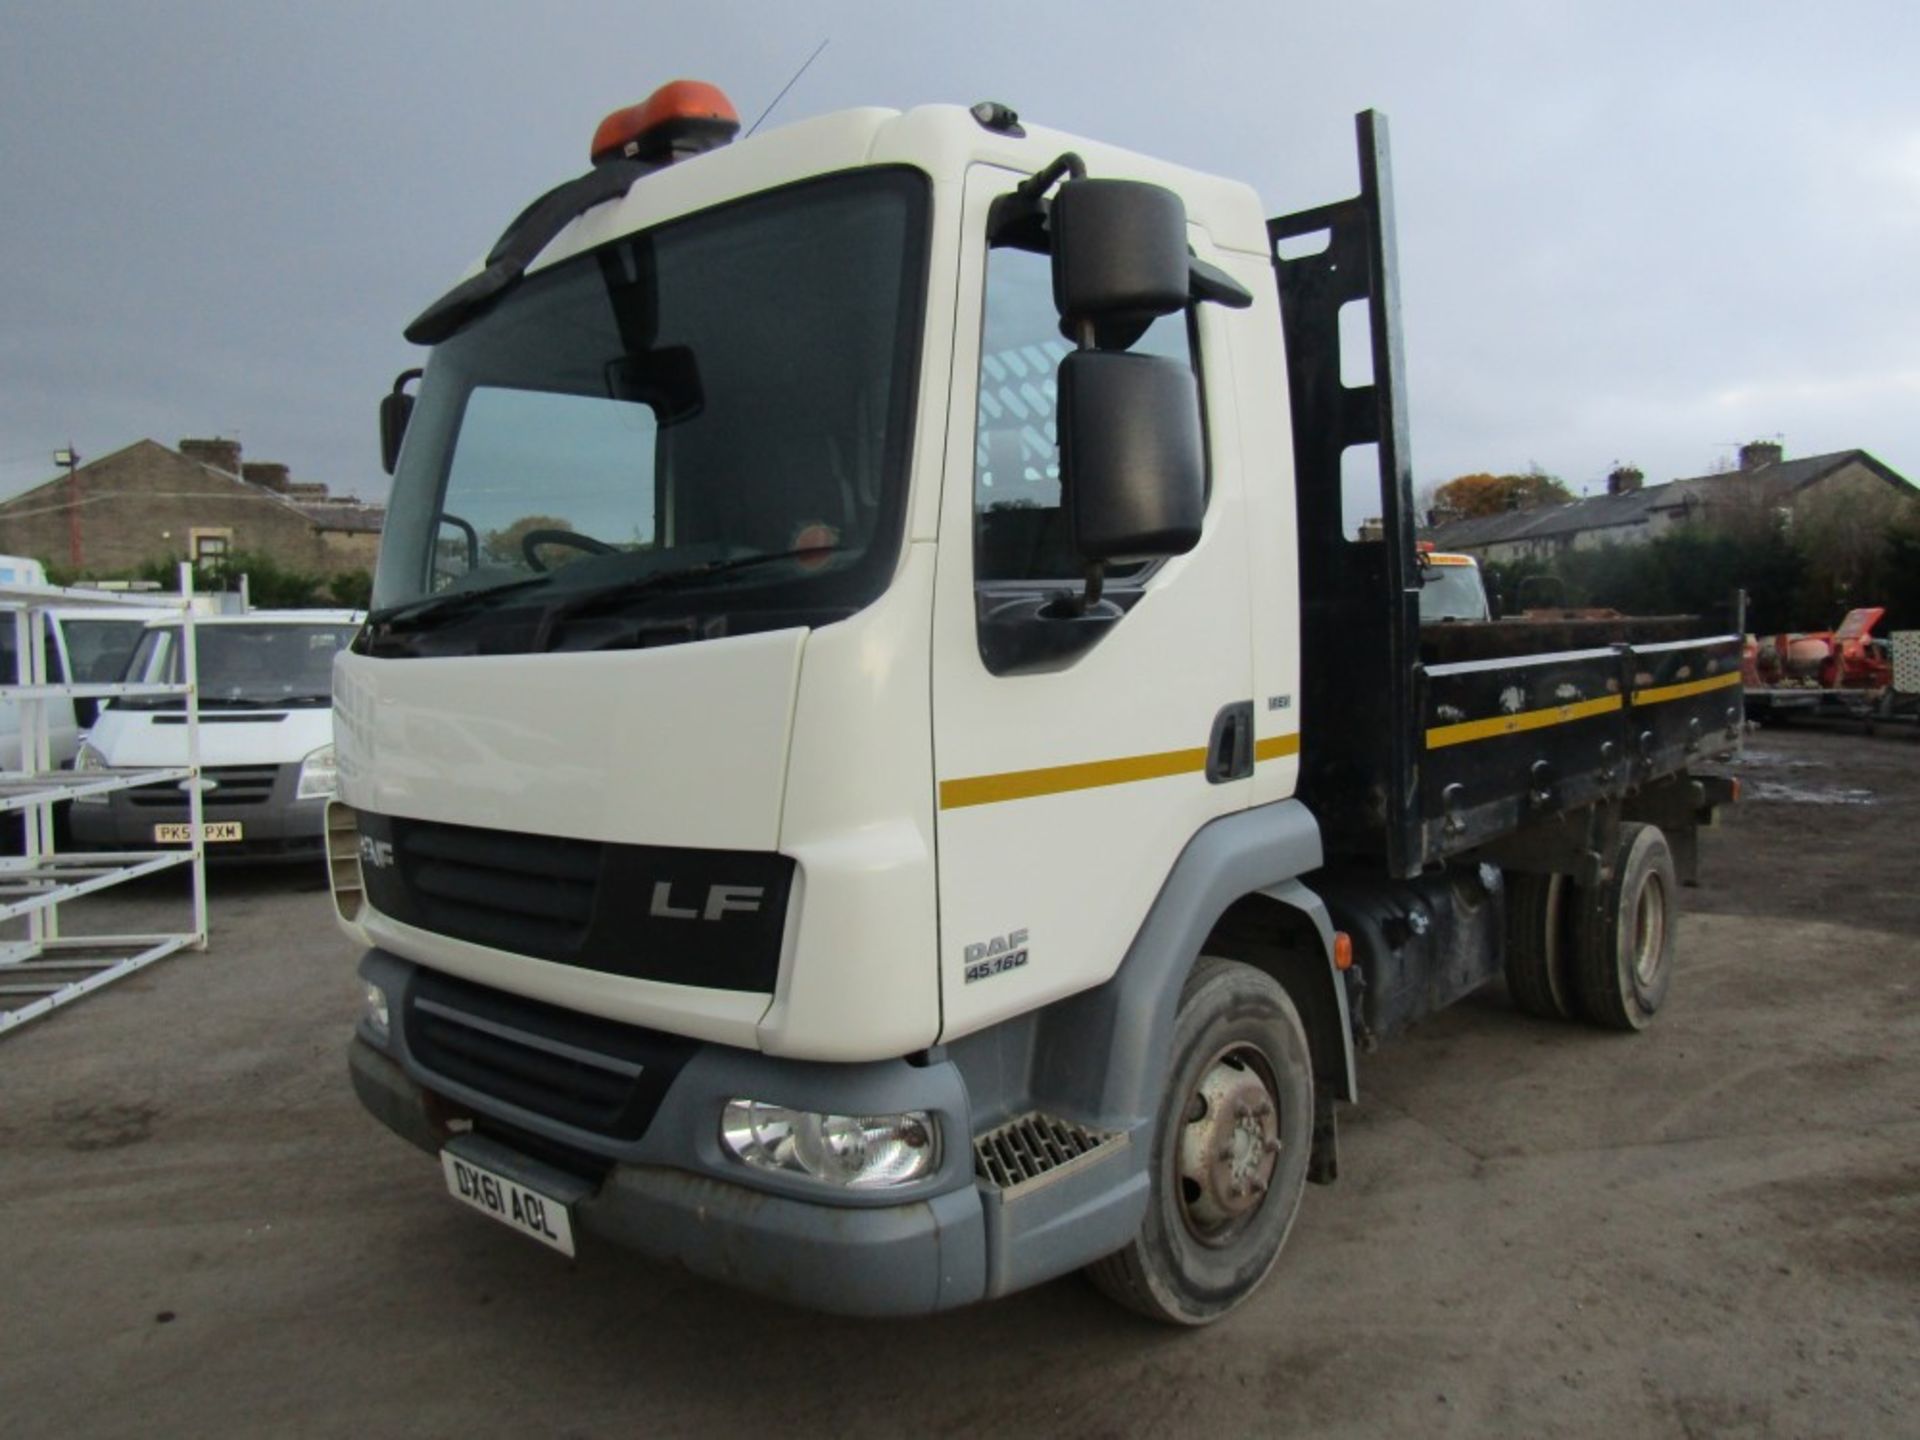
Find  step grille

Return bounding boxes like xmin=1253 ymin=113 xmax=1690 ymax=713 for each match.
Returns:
xmin=974 ymin=1112 xmax=1122 ymax=1191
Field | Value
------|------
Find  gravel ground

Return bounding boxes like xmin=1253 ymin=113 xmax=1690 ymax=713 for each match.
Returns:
xmin=1 ymin=722 xmax=1915 ymax=1439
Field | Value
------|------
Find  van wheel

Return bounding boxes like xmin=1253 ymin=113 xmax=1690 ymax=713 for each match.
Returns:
xmin=1504 ymin=871 xmax=1576 ymax=1019
xmin=1572 ymin=823 xmax=1676 ymax=1031
xmin=1085 ymin=957 xmax=1312 ymax=1325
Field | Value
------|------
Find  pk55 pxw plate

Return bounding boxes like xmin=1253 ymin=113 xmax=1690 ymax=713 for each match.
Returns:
xmin=154 ymin=822 xmax=243 ymax=843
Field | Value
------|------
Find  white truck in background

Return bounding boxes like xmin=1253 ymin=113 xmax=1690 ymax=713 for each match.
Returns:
xmin=333 ymin=84 xmax=1741 ymax=1323
xmin=1416 ymin=548 xmax=1492 ymax=623
xmin=71 ymin=611 xmax=359 ymax=860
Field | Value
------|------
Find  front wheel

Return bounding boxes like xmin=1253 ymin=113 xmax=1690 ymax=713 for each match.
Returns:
xmin=1085 ymin=956 xmax=1313 ymax=1325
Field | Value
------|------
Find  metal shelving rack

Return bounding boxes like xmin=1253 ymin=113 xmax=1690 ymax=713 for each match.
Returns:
xmin=0 ymin=567 xmax=208 ymax=1035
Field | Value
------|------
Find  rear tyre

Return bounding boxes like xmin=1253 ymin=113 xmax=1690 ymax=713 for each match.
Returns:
xmin=1504 ymin=871 xmax=1576 ymax=1019
xmin=1571 ymin=822 xmax=1677 ymax=1031
xmin=1085 ymin=956 xmax=1313 ymax=1326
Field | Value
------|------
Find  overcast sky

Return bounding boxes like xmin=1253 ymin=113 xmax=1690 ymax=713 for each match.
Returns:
xmin=2 ymin=1 xmax=1915 ymax=505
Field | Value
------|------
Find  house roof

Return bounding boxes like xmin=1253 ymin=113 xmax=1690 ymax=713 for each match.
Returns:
xmin=1421 ymin=450 xmax=1910 ymax=551
xmin=0 ymin=439 xmax=384 ymax=534
xmin=295 ymin=503 xmax=385 ymax=534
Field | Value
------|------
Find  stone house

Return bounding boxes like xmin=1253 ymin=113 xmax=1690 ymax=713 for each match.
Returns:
xmin=0 ymin=438 xmax=384 ymax=580
xmin=1421 ymin=443 xmax=1915 ymax=564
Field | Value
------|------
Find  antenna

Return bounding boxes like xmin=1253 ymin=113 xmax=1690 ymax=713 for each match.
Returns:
xmin=745 ymin=38 xmax=829 ymax=138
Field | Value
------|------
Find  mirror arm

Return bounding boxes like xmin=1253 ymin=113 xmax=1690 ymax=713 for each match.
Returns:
xmin=439 ymin=511 xmax=480 ymax=571
xmin=1015 ymin=151 xmax=1087 ymax=202
xmin=988 ymin=152 xmax=1089 ymax=249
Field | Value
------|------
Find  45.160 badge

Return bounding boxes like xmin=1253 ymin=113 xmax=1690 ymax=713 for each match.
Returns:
xmin=963 ymin=927 xmax=1028 ymax=984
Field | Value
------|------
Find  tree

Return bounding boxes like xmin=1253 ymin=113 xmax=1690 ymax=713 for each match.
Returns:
xmin=1487 ymin=526 xmax=1805 ymax=633
xmin=327 ymin=570 xmax=373 ymax=609
xmin=1787 ymin=475 xmax=1919 ymax=623
xmin=203 ymin=550 xmax=327 ymax=608
xmin=483 ymin=515 xmax=576 ymax=566
xmin=1432 ymin=470 xmax=1575 ymax=520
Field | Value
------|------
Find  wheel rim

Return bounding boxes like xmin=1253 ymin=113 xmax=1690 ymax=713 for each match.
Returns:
xmin=1631 ymin=869 xmax=1668 ymax=987
xmin=1175 ymin=1043 xmax=1282 ymax=1247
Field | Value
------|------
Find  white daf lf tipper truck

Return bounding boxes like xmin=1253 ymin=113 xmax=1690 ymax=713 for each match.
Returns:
xmin=335 ymin=83 xmax=1743 ymax=1323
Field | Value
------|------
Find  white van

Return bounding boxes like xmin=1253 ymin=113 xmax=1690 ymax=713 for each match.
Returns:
xmin=0 ymin=606 xmax=172 ymax=772
xmin=71 ymin=610 xmax=363 ymax=859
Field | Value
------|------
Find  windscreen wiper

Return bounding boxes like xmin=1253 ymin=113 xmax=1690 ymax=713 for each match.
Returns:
xmin=536 ymin=545 xmax=847 ymax=631
xmin=366 ymin=574 xmax=556 ymax=635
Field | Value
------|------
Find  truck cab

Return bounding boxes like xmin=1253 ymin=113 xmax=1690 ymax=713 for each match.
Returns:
xmin=337 ymin=86 xmax=1740 ymax=1323
xmin=1417 ymin=549 xmax=1492 ymax=623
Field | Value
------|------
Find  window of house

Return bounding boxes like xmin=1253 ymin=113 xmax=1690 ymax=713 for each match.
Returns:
xmin=190 ymin=529 xmax=232 ymax=569
xmin=973 ymin=244 xmax=1199 ymax=584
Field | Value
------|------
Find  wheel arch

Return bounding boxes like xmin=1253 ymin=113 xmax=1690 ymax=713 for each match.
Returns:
xmin=1026 ymin=801 xmax=1353 ymax=1132
xmin=1204 ymin=883 xmax=1359 ymax=1104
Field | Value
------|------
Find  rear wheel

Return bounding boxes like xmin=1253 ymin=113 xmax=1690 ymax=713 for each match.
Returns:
xmin=1571 ymin=822 xmax=1676 ymax=1031
xmin=1504 ymin=871 xmax=1576 ymax=1019
xmin=1085 ymin=957 xmax=1313 ymax=1325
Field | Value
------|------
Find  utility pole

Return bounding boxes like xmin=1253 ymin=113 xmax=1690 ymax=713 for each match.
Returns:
xmin=54 ymin=445 xmax=82 ymax=572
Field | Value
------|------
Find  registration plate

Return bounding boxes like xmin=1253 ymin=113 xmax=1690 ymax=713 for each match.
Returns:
xmin=153 ymin=821 xmax=243 ymax=843
xmin=440 ymin=1151 xmax=576 ymax=1257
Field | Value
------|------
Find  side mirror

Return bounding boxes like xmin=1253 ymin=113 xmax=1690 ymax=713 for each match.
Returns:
xmin=1059 ymin=351 xmax=1204 ymax=562
xmin=379 ymin=368 xmax=424 ymax=475
xmin=1050 ymin=179 xmax=1190 ymax=332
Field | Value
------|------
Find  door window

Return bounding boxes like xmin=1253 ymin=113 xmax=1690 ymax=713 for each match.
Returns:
xmin=973 ymin=245 xmax=1198 ymax=584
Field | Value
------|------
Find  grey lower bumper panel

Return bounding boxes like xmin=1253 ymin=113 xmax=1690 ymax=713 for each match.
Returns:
xmin=589 ymin=1165 xmax=985 ymax=1316
xmin=349 ymin=1037 xmax=988 ymax=1316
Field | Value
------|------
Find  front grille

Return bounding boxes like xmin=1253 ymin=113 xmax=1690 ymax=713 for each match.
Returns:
xmin=404 ymin=968 xmax=696 ymax=1143
xmin=400 ymin=823 xmax=601 ymax=958
xmin=355 ymin=811 xmax=794 ymax=993
xmin=975 ymin=1113 xmax=1124 ymax=1192
xmin=128 ymin=764 xmax=280 ymax=808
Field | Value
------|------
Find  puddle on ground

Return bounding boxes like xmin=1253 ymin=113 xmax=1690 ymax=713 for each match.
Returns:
xmin=1743 ymin=779 xmax=1875 ymax=806
xmin=1733 ymin=749 xmax=1827 ymax=770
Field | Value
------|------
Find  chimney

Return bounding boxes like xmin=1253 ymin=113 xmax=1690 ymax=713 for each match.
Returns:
xmin=1606 ymin=464 xmax=1644 ymax=496
xmin=242 ymin=461 xmax=292 ymax=492
xmin=179 ymin=437 xmax=242 ymax=474
xmin=1738 ymin=440 xmax=1783 ymax=472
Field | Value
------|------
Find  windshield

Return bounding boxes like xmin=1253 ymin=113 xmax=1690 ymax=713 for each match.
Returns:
xmin=365 ymin=168 xmax=931 ymax=658
xmin=1419 ymin=563 xmax=1490 ymax=623
xmin=119 ymin=623 xmax=360 ymax=708
xmin=61 ymin=618 xmax=151 ymax=682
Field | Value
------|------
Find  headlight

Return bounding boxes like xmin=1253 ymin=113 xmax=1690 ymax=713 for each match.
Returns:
xmin=72 ymin=741 xmax=110 ymax=803
xmin=296 ymin=744 xmax=338 ymax=800
xmin=361 ymin=981 xmax=390 ymax=1037
xmin=721 ymin=1100 xmax=939 ymax=1189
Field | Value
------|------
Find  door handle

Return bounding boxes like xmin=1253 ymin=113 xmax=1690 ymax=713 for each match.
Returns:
xmin=1206 ymin=701 xmax=1254 ymax=784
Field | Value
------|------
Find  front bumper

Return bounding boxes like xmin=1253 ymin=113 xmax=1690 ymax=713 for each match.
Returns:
xmin=352 ymin=1038 xmax=984 ymax=1314
xmin=70 ymin=765 xmax=326 ymax=859
xmin=351 ymin=949 xmax=1149 ymax=1316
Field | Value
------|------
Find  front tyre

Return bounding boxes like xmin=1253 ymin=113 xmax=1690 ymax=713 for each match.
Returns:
xmin=1086 ymin=956 xmax=1313 ymax=1325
